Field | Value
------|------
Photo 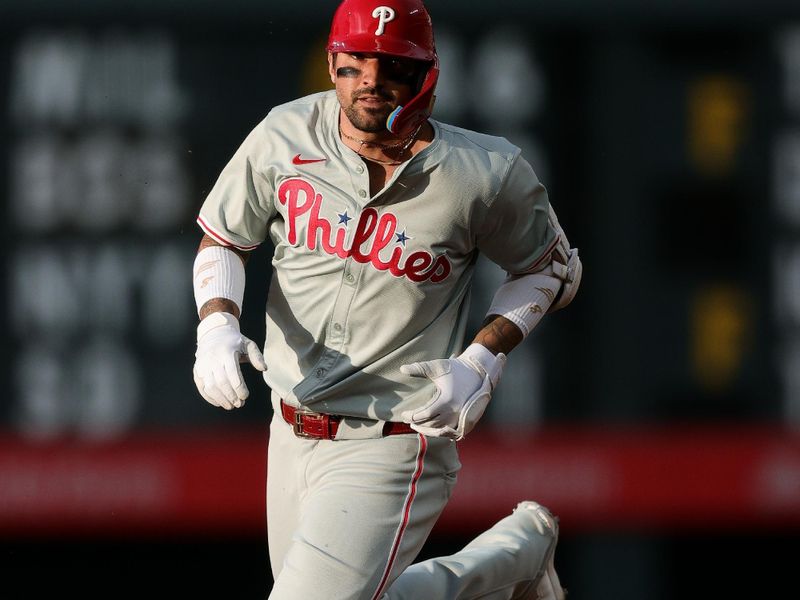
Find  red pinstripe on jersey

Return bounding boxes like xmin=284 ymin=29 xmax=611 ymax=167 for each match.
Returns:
xmin=196 ymin=215 xmax=260 ymax=251
xmin=369 ymin=434 xmax=428 ymax=600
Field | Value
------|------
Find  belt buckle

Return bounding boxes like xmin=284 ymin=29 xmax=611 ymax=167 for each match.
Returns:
xmin=293 ymin=408 xmax=318 ymax=439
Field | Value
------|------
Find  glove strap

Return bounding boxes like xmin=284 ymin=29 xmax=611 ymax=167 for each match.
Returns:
xmin=460 ymin=343 xmax=506 ymax=388
xmin=197 ymin=311 xmax=239 ymax=342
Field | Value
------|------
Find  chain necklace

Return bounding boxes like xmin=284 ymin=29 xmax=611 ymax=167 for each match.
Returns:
xmin=339 ymin=124 xmax=422 ymax=166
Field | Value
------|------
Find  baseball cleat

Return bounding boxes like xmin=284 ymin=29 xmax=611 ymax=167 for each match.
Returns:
xmin=514 ymin=501 xmax=567 ymax=600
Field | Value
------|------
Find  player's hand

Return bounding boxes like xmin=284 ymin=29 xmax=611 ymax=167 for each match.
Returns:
xmin=192 ymin=312 xmax=267 ymax=410
xmin=400 ymin=343 xmax=506 ymax=441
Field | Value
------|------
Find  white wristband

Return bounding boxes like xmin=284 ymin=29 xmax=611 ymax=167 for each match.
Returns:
xmin=485 ymin=270 xmax=562 ymax=338
xmin=193 ymin=246 xmax=246 ymax=316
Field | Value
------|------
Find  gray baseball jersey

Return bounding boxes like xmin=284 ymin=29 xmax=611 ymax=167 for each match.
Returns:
xmin=197 ymin=89 xmax=558 ymax=422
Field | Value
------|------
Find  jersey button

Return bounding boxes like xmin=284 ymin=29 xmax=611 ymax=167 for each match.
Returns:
xmin=316 ymin=368 xmax=326 ymax=378
xmin=345 ymin=273 xmax=354 ymax=283
xmin=358 ymin=189 xmax=367 ymax=198
xmin=333 ymin=323 xmax=342 ymax=332
xmin=355 ymin=164 xmax=364 ymax=174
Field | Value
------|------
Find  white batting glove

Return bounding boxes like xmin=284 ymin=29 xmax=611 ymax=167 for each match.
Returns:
xmin=192 ymin=312 xmax=267 ymax=410
xmin=400 ymin=343 xmax=506 ymax=441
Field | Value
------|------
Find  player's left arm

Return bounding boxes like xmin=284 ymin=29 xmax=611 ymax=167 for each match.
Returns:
xmin=401 ymin=239 xmax=581 ymax=440
xmin=475 ymin=200 xmax=583 ymax=354
xmin=471 ymin=315 xmax=523 ymax=355
xmin=401 ymin=155 xmax=581 ymax=439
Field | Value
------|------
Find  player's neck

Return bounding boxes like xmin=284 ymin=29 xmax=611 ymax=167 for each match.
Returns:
xmin=338 ymin=116 xmax=432 ymax=166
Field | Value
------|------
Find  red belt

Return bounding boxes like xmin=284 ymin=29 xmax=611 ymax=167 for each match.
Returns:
xmin=280 ymin=400 xmax=414 ymax=440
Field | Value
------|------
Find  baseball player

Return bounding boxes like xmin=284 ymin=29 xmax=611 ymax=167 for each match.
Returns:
xmin=191 ymin=0 xmax=580 ymax=598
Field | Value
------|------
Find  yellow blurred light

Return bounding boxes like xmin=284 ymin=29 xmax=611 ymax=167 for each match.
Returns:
xmin=690 ymin=284 xmax=751 ymax=392
xmin=302 ymin=36 xmax=334 ymax=96
xmin=687 ymin=75 xmax=749 ymax=176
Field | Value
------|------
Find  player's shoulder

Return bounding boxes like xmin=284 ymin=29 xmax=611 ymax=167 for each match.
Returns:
xmin=433 ymin=121 xmax=521 ymax=163
xmin=250 ymin=90 xmax=335 ymax=136
xmin=428 ymin=121 xmax=524 ymax=200
xmin=229 ymin=91 xmax=335 ymax=168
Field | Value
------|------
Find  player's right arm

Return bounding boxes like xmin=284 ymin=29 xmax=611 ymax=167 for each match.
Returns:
xmin=189 ymin=112 xmax=280 ymax=411
xmin=192 ymin=234 xmax=267 ymax=411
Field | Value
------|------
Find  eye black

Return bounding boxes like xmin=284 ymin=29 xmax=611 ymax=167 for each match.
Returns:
xmin=336 ymin=66 xmax=360 ymax=78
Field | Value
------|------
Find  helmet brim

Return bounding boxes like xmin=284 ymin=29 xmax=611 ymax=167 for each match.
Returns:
xmin=327 ymin=34 xmax=435 ymax=63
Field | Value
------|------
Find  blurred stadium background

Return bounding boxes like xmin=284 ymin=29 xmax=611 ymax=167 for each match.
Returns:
xmin=1 ymin=0 xmax=799 ymax=597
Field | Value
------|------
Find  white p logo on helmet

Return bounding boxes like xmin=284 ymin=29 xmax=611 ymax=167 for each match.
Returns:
xmin=372 ymin=6 xmax=396 ymax=36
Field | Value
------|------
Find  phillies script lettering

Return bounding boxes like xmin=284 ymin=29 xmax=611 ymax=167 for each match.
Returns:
xmin=278 ymin=178 xmax=451 ymax=283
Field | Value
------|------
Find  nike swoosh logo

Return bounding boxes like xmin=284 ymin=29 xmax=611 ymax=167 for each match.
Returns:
xmin=292 ymin=153 xmax=327 ymax=165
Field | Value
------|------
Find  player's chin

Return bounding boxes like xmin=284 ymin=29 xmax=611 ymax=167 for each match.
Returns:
xmin=350 ymin=106 xmax=392 ymax=132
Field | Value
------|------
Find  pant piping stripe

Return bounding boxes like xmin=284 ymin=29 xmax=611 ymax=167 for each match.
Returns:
xmin=369 ymin=433 xmax=427 ymax=600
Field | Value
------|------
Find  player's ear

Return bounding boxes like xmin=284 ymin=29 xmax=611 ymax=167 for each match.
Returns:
xmin=327 ymin=52 xmax=336 ymax=84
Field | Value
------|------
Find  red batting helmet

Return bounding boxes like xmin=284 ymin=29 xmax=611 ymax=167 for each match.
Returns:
xmin=327 ymin=0 xmax=439 ymax=136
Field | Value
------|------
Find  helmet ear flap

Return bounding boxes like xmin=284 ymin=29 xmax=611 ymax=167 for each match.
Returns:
xmin=386 ymin=63 xmax=439 ymax=136
xmin=413 ymin=62 xmax=429 ymax=95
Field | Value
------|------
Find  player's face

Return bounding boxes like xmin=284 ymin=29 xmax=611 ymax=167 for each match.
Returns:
xmin=329 ymin=52 xmax=420 ymax=134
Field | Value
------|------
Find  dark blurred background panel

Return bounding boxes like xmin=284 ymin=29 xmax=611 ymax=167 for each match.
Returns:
xmin=1 ymin=1 xmax=799 ymax=598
